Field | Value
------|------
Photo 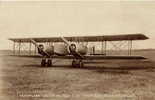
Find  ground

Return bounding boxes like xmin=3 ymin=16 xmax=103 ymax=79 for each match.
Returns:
xmin=0 ymin=50 xmax=155 ymax=100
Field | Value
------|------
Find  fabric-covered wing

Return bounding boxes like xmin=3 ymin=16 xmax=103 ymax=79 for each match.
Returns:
xmin=9 ymin=33 xmax=148 ymax=43
xmin=83 ymin=55 xmax=146 ymax=59
xmin=10 ymin=55 xmax=146 ymax=59
xmin=9 ymin=55 xmax=75 ymax=59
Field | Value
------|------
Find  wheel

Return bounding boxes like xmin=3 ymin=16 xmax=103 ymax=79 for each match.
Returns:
xmin=79 ymin=60 xmax=84 ymax=68
xmin=41 ymin=59 xmax=46 ymax=66
xmin=72 ymin=60 xmax=76 ymax=67
xmin=47 ymin=59 xmax=52 ymax=67
xmin=72 ymin=59 xmax=83 ymax=68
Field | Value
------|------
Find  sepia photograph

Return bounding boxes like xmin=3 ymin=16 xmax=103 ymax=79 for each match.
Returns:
xmin=0 ymin=0 xmax=155 ymax=100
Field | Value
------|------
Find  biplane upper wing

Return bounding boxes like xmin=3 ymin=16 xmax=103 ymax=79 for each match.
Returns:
xmin=9 ymin=33 xmax=148 ymax=43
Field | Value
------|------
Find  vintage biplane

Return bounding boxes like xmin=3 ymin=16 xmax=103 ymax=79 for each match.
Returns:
xmin=9 ymin=33 xmax=149 ymax=67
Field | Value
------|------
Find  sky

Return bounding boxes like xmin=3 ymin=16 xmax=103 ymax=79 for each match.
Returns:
xmin=0 ymin=1 xmax=155 ymax=50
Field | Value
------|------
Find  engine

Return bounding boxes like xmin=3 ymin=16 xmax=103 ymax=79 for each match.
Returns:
xmin=45 ymin=45 xmax=54 ymax=55
xmin=76 ymin=44 xmax=87 ymax=55
xmin=38 ymin=44 xmax=54 ymax=56
xmin=68 ymin=43 xmax=87 ymax=55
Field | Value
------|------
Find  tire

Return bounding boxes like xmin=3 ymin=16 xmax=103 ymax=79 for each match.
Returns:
xmin=41 ymin=59 xmax=46 ymax=66
xmin=72 ymin=60 xmax=76 ymax=67
xmin=79 ymin=60 xmax=84 ymax=68
xmin=47 ymin=59 xmax=52 ymax=67
xmin=72 ymin=59 xmax=83 ymax=68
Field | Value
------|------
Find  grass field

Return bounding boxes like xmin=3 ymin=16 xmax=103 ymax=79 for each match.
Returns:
xmin=0 ymin=50 xmax=155 ymax=100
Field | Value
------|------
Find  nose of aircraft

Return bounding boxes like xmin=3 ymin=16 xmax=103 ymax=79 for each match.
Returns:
xmin=39 ymin=44 xmax=44 ymax=50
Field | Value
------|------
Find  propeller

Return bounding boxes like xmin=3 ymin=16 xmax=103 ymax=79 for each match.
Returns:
xmin=61 ymin=37 xmax=84 ymax=59
xmin=30 ymin=39 xmax=50 ymax=57
xmin=61 ymin=37 xmax=70 ymax=45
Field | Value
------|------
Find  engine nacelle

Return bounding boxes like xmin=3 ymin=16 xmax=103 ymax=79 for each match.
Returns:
xmin=76 ymin=44 xmax=87 ymax=55
xmin=68 ymin=43 xmax=87 ymax=55
xmin=44 ymin=45 xmax=54 ymax=56
xmin=37 ymin=44 xmax=54 ymax=56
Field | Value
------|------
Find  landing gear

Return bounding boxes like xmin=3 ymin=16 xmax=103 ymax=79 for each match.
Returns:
xmin=47 ymin=59 xmax=52 ymax=67
xmin=41 ymin=58 xmax=52 ymax=67
xmin=72 ymin=59 xmax=84 ymax=68
xmin=41 ymin=59 xmax=46 ymax=66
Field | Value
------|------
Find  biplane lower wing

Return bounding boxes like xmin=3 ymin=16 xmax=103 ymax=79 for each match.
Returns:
xmin=11 ymin=55 xmax=146 ymax=60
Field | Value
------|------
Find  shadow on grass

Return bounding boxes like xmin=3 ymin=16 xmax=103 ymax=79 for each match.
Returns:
xmin=22 ymin=63 xmax=155 ymax=75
